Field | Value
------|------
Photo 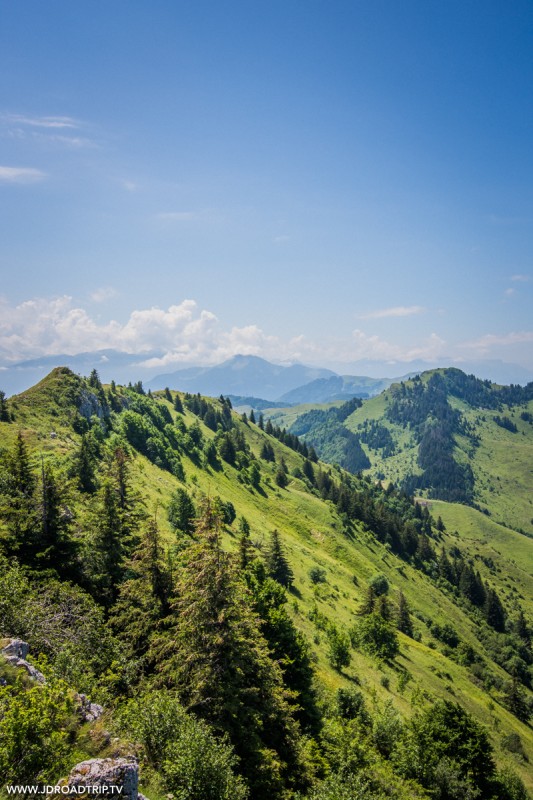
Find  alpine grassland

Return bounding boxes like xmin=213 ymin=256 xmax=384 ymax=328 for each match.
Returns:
xmin=0 ymin=367 xmax=531 ymax=799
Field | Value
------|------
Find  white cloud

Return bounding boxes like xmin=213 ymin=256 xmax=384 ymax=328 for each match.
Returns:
xmin=358 ymin=305 xmax=426 ymax=320
xmin=0 ymin=295 xmax=530 ymax=372
xmin=90 ymin=287 xmax=118 ymax=303
xmin=461 ymin=331 xmax=533 ymax=354
xmin=0 ymin=166 xmax=46 ymax=183
xmin=3 ymin=114 xmax=79 ymax=129
xmin=504 ymin=288 xmax=516 ymax=297
xmin=511 ymin=274 xmax=531 ymax=282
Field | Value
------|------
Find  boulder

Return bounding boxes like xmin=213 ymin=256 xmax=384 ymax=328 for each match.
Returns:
xmin=1 ymin=638 xmax=46 ymax=684
xmin=76 ymin=693 xmax=105 ymax=723
xmin=63 ymin=758 xmax=140 ymax=800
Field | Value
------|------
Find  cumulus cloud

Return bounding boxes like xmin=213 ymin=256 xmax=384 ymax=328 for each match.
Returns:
xmin=0 ymin=166 xmax=46 ymax=183
xmin=358 ymin=305 xmax=426 ymax=320
xmin=0 ymin=295 xmax=529 ymax=371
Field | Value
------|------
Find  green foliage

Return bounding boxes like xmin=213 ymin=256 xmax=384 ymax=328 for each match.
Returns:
xmin=309 ymin=566 xmax=327 ymax=584
xmin=150 ymin=501 xmax=310 ymax=799
xmin=167 ymin=487 xmax=196 ymax=535
xmin=0 ymin=679 xmax=77 ymax=784
xmin=266 ymin=529 xmax=294 ymax=589
xmin=351 ymin=613 xmax=399 ymax=661
xmin=118 ymin=690 xmax=248 ymax=800
xmin=393 ymin=700 xmax=496 ymax=797
xmin=327 ymin=626 xmax=352 ymax=671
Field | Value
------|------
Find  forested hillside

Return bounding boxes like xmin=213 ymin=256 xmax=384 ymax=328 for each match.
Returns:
xmin=0 ymin=368 xmax=532 ymax=799
xmin=266 ymin=369 xmax=533 ymax=537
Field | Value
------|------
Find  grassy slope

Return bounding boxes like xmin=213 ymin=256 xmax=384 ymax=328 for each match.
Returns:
xmin=1 ymin=371 xmax=532 ymax=789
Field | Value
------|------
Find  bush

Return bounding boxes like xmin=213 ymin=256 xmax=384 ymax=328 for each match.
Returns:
xmin=351 ymin=613 xmax=399 ymax=661
xmin=0 ymin=680 xmax=76 ymax=783
xmin=327 ymin=626 xmax=351 ymax=671
xmin=117 ymin=690 xmax=248 ymax=800
xmin=309 ymin=567 xmax=327 ymax=584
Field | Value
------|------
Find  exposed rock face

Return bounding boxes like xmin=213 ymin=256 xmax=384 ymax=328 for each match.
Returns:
xmin=76 ymin=693 xmax=105 ymax=723
xmin=1 ymin=638 xmax=46 ymax=684
xmin=62 ymin=758 xmax=140 ymax=800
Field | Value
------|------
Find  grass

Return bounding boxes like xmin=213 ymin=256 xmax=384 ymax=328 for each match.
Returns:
xmin=1 ymin=370 xmax=533 ymax=790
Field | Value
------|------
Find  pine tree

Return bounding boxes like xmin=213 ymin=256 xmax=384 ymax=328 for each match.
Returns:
xmin=164 ymin=387 xmax=172 ymax=402
xmin=484 ymin=585 xmax=506 ymax=632
xmin=111 ymin=517 xmax=172 ymax=658
xmin=249 ymin=409 xmax=256 ymax=424
xmin=0 ymin=431 xmax=37 ymax=560
xmin=174 ymin=393 xmax=184 ymax=413
xmin=167 ymin=487 xmax=196 ymax=535
xmin=37 ymin=460 xmax=79 ymax=578
xmin=396 ymin=591 xmax=413 ymax=637
xmin=266 ymin=530 xmax=293 ymax=588
xmin=72 ymin=433 xmax=98 ymax=493
xmin=151 ymin=500 xmax=309 ymax=798
xmin=0 ymin=390 xmax=10 ymax=422
xmin=275 ymin=467 xmax=288 ymax=488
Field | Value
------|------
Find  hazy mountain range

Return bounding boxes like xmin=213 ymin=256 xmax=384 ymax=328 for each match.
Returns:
xmin=2 ymin=350 xmax=533 ymax=398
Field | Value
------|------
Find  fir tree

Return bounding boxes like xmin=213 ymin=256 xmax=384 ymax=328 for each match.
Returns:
xmin=37 ymin=460 xmax=78 ymax=578
xmin=72 ymin=432 xmax=98 ymax=493
xmin=151 ymin=500 xmax=310 ymax=798
xmin=0 ymin=390 xmax=10 ymax=422
xmin=111 ymin=517 xmax=172 ymax=658
xmin=249 ymin=409 xmax=256 ymax=424
xmin=396 ymin=591 xmax=413 ymax=637
xmin=167 ymin=487 xmax=196 ymax=535
xmin=266 ymin=530 xmax=293 ymax=589
xmin=164 ymin=387 xmax=172 ymax=402
xmin=174 ymin=393 xmax=184 ymax=413
xmin=0 ymin=431 xmax=37 ymax=560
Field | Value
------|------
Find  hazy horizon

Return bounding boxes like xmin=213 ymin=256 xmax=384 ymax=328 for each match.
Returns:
xmin=1 ymin=1 xmax=532 ymax=382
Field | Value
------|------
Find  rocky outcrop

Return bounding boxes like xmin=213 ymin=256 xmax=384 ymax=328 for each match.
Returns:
xmin=61 ymin=758 xmax=142 ymax=800
xmin=1 ymin=638 xmax=46 ymax=684
xmin=76 ymin=692 xmax=105 ymax=723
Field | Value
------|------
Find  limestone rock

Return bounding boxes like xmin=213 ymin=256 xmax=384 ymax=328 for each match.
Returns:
xmin=76 ymin=692 xmax=105 ymax=723
xmin=63 ymin=758 xmax=140 ymax=800
xmin=1 ymin=638 xmax=46 ymax=684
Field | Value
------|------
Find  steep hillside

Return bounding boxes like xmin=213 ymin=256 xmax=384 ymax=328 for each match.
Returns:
xmin=272 ymin=368 xmax=533 ymax=537
xmin=0 ymin=368 xmax=532 ymax=799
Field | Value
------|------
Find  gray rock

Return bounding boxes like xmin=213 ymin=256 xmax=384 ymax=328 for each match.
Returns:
xmin=1 ymin=639 xmax=46 ymax=684
xmin=2 ymin=638 xmax=29 ymax=660
xmin=63 ymin=758 xmax=140 ymax=800
xmin=76 ymin=693 xmax=105 ymax=723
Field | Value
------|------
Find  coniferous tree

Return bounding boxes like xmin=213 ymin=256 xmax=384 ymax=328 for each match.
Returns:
xmin=396 ymin=591 xmax=413 ymax=637
xmin=111 ymin=517 xmax=172 ymax=658
xmin=249 ymin=409 xmax=256 ymax=424
xmin=37 ymin=460 xmax=79 ymax=578
xmin=0 ymin=390 xmax=10 ymax=422
xmin=174 ymin=393 xmax=184 ymax=413
xmin=167 ymin=487 xmax=196 ymax=535
xmin=275 ymin=466 xmax=288 ymax=488
xmin=164 ymin=387 xmax=172 ymax=402
xmin=484 ymin=585 xmax=506 ymax=632
xmin=72 ymin=432 xmax=98 ymax=493
xmin=266 ymin=530 xmax=293 ymax=589
xmin=151 ymin=500 xmax=309 ymax=798
xmin=0 ymin=431 xmax=37 ymax=559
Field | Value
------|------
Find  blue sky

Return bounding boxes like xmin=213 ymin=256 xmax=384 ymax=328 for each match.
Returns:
xmin=1 ymin=0 xmax=532 ymax=380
